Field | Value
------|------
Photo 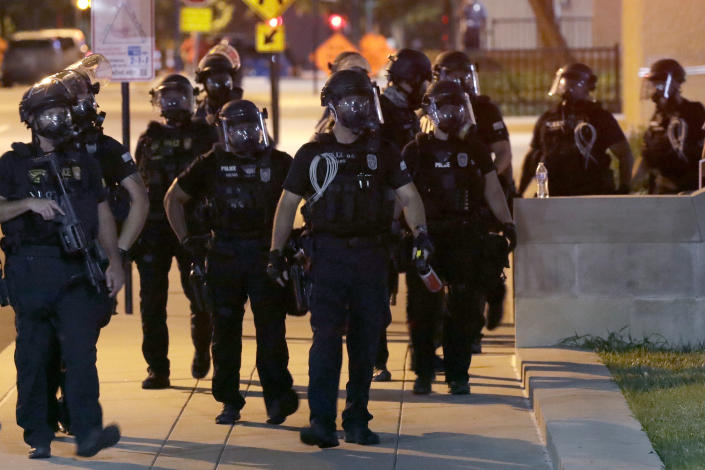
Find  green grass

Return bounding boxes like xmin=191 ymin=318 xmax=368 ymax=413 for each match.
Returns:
xmin=562 ymin=331 xmax=705 ymax=469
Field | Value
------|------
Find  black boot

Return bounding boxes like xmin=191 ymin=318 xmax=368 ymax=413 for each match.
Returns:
xmin=28 ymin=445 xmax=51 ymax=459
xmin=76 ymin=424 xmax=121 ymax=457
xmin=215 ymin=404 xmax=241 ymax=425
xmin=142 ymin=370 xmax=170 ymax=390
xmin=191 ymin=349 xmax=211 ymax=379
xmin=267 ymin=390 xmax=299 ymax=425
xmin=300 ymin=421 xmax=339 ymax=448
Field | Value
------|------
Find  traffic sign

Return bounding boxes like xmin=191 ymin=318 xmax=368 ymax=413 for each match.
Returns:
xmin=359 ymin=33 xmax=395 ymax=75
xmin=256 ymin=22 xmax=286 ymax=53
xmin=241 ymin=0 xmax=296 ymax=21
xmin=91 ymin=0 xmax=155 ymax=81
xmin=180 ymin=6 xmax=213 ymax=32
xmin=312 ymin=33 xmax=358 ymax=73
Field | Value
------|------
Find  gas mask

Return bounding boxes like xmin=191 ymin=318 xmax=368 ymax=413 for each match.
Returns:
xmin=205 ymin=72 xmax=234 ymax=105
xmin=152 ymin=87 xmax=193 ymax=126
xmin=224 ymin=122 xmax=268 ymax=156
xmin=33 ymin=106 xmax=74 ymax=142
xmin=426 ymin=93 xmax=476 ymax=135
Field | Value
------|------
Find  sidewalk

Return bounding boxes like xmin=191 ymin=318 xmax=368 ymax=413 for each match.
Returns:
xmin=0 ymin=269 xmax=553 ymax=469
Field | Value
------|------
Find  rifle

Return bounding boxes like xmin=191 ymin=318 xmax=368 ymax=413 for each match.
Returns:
xmin=35 ymin=153 xmax=106 ymax=294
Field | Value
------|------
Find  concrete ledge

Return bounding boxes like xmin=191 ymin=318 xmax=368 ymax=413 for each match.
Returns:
xmin=515 ymin=347 xmax=663 ymax=470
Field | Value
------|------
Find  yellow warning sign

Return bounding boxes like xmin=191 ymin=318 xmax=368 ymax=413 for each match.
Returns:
xmin=241 ymin=0 xmax=296 ymax=21
xmin=180 ymin=7 xmax=213 ymax=32
xmin=256 ymin=23 xmax=286 ymax=53
xmin=312 ymin=33 xmax=358 ymax=73
xmin=359 ymin=33 xmax=395 ymax=75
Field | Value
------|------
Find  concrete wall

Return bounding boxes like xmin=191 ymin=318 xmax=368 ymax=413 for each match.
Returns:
xmin=514 ymin=191 xmax=705 ymax=347
xmin=592 ymin=0 xmax=621 ymax=47
xmin=622 ymin=0 xmax=705 ymax=132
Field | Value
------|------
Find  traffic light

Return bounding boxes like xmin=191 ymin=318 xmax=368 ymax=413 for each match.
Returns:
xmin=328 ymin=14 xmax=345 ymax=31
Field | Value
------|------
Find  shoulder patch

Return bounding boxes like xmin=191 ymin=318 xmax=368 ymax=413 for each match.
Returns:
xmin=492 ymin=121 xmax=505 ymax=131
xmin=366 ymin=154 xmax=378 ymax=171
xmin=121 ymin=152 xmax=133 ymax=163
xmin=400 ymin=160 xmax=408 ymax=172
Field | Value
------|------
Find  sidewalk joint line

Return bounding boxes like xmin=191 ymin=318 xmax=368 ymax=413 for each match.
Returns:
xmin=393 ymin=345 xmax=410 ymax=470
xmin=214 ymin=364 xmax=257 ymax=470
xmin=149 ymin=378 xmax=199 ymax=469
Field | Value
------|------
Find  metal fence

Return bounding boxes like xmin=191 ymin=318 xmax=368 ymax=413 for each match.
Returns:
xmin=468 ymin=45 xmax=621 ymax=116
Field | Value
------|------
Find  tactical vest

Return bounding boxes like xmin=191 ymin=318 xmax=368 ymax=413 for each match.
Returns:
xmin=2 ymin=143 xmax=98 ymax=249
xmin=209 ymin=146 xmax=276 ymax=237
xmin=138 ymin=121 xmax=211 ymax=232
xmin=539 ymin=102 xmax=613 ymax=196
xmin=302 ymin=134 xmax=396 ymax=237
xmin=412 ymin=133 xmax=485 ymax=226
xmin=642 ymin=109 xmax=695 ymax=187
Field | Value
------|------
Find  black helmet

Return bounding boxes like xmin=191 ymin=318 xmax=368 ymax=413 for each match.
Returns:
xmin=329 ymin=51 xmax=371 ymax=74
xmin=321 ymin=69 xmax=375 ymax=106
xmin=386 ymin=49 xmax=432 ymax=108
xmin=20 ymin=77 xmax=76 ymax=141
xmin=422 ymin=80 xmax=476 ymax=134
xmin=432 ymin=50 xmax=481 ymax=96
xmin=387 ymin=48 xmax=432 ymax=84
xmin=646 ymin=58 xmax=686 ymax=83
xmin=218 ymin=99 xmax=269 ymax=155
xmin=150 ymin=74 xmax=194 ymax=122
xmin=549 ymin=63 xmax=597 ymax=99
xmin=195 ymin=43 xmax=241 ymax=84
xmin=321 ymin=70 xmax=384 ymax=133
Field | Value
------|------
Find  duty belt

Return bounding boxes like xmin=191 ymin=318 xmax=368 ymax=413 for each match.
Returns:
xmin=314 ymin=232 xmax=388 ymax=248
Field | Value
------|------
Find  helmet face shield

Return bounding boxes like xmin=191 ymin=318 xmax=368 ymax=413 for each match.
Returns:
xmin=426 ymin=92 xmax=475 ymax=134
xmin=223 ymin=121 xmax=267 ymax=155
xmin=548 ymin=74 xmax=589 ymax=99
xmin=67 ymin=54 xmax=112 ymax=94
xmin=35 ymin=106 xmax=73 ymax=140
xmin=205 ymin=72 xmax=234 ymax=101
xmin=438 ymin=65 xmax=480 ymax=96
xmin=641 ymin=74 xmax=678 ymax=102
xmin=333 ymin=94 xmax=373 ymax=133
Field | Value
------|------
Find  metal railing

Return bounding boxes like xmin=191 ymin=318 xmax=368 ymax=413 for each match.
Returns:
xmin=468 ymin=44 xmax=621 ymax=116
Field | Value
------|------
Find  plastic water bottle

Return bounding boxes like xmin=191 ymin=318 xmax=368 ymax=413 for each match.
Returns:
xmin=536 ymin=162 xmax=549 ymax=198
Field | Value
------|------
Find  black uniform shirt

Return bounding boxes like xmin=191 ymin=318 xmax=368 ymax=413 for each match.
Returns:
xmin=284 ymin=134 xmax=412 ymax=198
xmin=179 ymin=146 xmax=291 ymax=201
xmin=0 ymin=143 xmax=107 ymax=246
xmin=380 ymin=93 xmax=420 ymax=151
xmin=530 ymin=101 xmax=625 ymax=161
xmin=90 ymin=134 xmax=137 ymax=187
xmin=529 ymin=100 xmax=626 ymax=195
xmin=472 ymin=95 xmax=510 ymax=146
xmin=642 ymin=97 xmax=705 ymax=191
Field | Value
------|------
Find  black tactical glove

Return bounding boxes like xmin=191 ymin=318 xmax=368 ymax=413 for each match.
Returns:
xmin=181 ymin=234 xmax=209 ymax=259
xmin=412 ymin=227 xmax=434 ymax=265
xmin=502 ymin=223 xmax=517 ymax=252
xmin=266 ymin=249 xmax=289 ymax=287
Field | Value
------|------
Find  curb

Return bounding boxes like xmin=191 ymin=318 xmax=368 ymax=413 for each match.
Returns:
xmin=514 ymin=347 xmax=663 ymax=470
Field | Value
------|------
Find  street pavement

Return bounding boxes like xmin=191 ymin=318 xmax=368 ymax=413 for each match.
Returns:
xmin=0 ymin=266 xmax=552 ymax=469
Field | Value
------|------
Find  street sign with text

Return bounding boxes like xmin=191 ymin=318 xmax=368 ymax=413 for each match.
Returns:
xmin=241 ymin=0 xmax=296 ymax=21
xmin=92 ymin=0 xmax=155 ymax=81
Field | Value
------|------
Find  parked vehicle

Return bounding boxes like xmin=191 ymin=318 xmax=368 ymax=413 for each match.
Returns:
xmin=1 ymin=29 xmax=88 ymax=86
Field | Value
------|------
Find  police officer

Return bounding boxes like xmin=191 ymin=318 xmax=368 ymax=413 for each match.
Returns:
xmin=431 ymin=50 xmax=514 ymax=353
xmin=519 ymin=63 xmax=633 ymax=197
xmin=195 ymin=43 xmax=243 ymax=125
xmin=634 ymin=59 xmax=705 ymax=193
xmin=268 ymin=70 xmax=430 ymax=447
xmin=164 ymin=99 xmax=298 ymax=425
xmin=57 ymin=55 xmax=149 ymax=253
xmin=134 ymin=74 xmax=218 ymax=389
xmin=48 ymin=55 xmax=149 ymax=436
xmin=314 ymin=51 xmax=372 ymax=135
xmin=372 ymin=48 xmax=432 ymax=382
xmin=403 ymin=80 xmax=515 ymax=395
xmin=1 ymin=77 xmax=123 ymax=458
